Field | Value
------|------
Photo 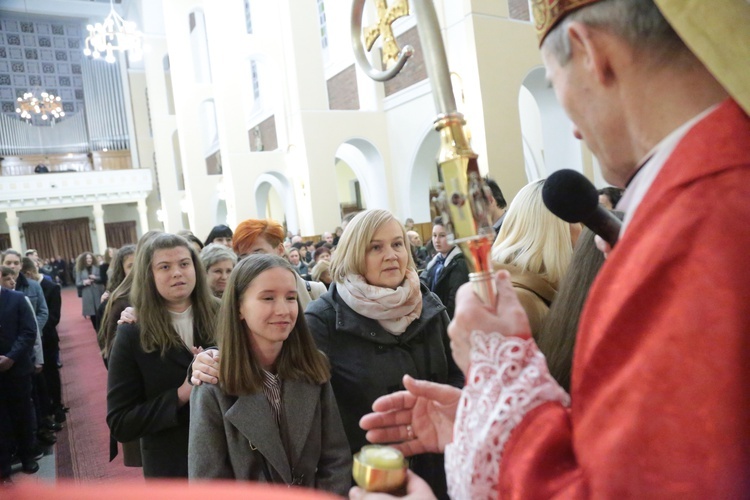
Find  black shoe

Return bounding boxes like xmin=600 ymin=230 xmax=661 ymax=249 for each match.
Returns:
xmin=37 ymin=430 xmax=57 ymax=446
xmin=54 ymin=407 xmax=67 ymax=423
xmin=21 ymin=460 xmax=39 ymax=474
xmin=42 ymin=416 xmax=63 ymax=432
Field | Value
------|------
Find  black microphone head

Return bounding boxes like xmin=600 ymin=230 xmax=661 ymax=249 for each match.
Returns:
xmin=542 ymin=169 xmax=599 ymax=223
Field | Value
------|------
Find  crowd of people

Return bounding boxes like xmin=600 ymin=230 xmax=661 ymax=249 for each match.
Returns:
xmin=3 ymin=0 xmax=748 ymax=496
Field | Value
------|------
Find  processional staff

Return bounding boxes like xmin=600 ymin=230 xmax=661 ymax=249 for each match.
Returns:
xmin=351 ymin=0 xmax=497 ymax=305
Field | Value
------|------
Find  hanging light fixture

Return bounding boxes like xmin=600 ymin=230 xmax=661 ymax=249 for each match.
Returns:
xmin=15 ymin=91 xmax=65 ymax=123
xmin=83 ymin=0 xmax=144 ymax=63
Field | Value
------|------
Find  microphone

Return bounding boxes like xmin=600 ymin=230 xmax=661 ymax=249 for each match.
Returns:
xmin=542 ymin=169 xmax=622 ymax=247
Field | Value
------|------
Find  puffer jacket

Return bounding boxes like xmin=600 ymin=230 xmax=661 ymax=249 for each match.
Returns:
xmin=305 ymin=282 xmax=464 ymax=499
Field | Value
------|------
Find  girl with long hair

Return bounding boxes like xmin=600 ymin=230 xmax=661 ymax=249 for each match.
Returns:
xmin=106 ymin=233 xmax=220 ymax=478
xmin=188 ymin=254 xmax=351 ymax=493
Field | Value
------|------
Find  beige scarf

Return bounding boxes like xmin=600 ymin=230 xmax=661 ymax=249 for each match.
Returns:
xmin=337 ymin=269 xmax=423 ymax=335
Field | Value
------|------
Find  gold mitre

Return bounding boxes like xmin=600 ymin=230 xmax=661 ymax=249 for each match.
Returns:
xmin=654 ymin=0 xmax=750 ymax=115
xmin=531 ymin=0 xmax=600 ymax=45
xmin=531 ymin=0 xmax=750 ymax=115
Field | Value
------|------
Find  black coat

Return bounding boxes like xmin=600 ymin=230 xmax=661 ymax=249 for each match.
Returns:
xmin=39 ymin=278 xmax=61 ymax=345
xmin=0 ymin=288 xmax=37 ymax=377
xmin=305 ymin=282 xmax=464 ymax=498
xmin=420 ymin=247 xmax=470 ymax=319
xmin=107 ymin=323 xmax=205 ymax=478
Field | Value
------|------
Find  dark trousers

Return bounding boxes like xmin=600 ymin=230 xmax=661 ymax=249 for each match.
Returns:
xmin=33 ymin=372 xmax=50 ymax=422
xmin=42 ymin=340 xmax=62 ymax=410
xmin=0 ymin=373 xmax=35 ymax=477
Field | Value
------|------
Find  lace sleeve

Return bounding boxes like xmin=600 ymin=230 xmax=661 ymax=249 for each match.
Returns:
xmin=445 ymin=331 xmax=570 ymax=499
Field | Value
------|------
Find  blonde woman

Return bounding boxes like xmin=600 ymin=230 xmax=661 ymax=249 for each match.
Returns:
xmin=491 ymin=179 xmax=580 ymax=335
xmin=188 ymin=254 xmax=351 ymax=493
xmin=106 ymin=233 xmax=220 ymax=478
xmin=200 ymin=243 xmax=237 ymax=298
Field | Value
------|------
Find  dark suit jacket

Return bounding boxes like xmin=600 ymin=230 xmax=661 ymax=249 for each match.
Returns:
xmin=107 ymin=323 xmax=206 ymax=478
xmin=39 ymin=278 xmax=61 ymax=344
xmin=189 ymin=380 xmax=351 ymax=495
xmin=0 ymin=288 xmax=38 ymax=377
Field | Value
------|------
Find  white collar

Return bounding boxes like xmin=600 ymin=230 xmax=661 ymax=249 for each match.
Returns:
xmin=618 ymin=104 xmax=720 ymax=235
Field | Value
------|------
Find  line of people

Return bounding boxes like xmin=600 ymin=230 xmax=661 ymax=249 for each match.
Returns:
xmin=0 ymin=250 xmax=66 ymax=484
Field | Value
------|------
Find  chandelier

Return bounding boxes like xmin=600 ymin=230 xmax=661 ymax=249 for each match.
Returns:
xmin=15 ymin=91 xmax=65 ymax=123
xmin=83 ymin=0 xmax=144 ymax=63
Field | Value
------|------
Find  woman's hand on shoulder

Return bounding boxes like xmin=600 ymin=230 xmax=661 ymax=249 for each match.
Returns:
xmin=191 ymin=348 xmax=221 ymax=386
xmin=117 ymin=306 xmax=138 ymax=325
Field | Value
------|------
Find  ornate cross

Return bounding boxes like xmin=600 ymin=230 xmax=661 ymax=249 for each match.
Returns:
xmin=363 ymin=0 xmax=410 ymax=66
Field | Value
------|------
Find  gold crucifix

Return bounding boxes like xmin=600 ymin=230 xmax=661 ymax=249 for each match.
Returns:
xmin=363 ymin=0 xmax=410 ymax=67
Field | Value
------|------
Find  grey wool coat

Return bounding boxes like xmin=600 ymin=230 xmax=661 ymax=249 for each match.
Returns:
xmin=188 ymin=378 xmax=352 ymax=496
xmin=76 ymin=266 xmax=105 ymax=317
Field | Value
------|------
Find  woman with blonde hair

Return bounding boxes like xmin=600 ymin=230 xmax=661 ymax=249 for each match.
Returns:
xmin=189 ymin=254 xmax=351 ymax=492
xmin=200 ymin=243 xmax=237 ymax=298
xmin=107 ymin=232 xmax=220 ymax=478
xmin=491 ymin=179 xmax=580 ymax=335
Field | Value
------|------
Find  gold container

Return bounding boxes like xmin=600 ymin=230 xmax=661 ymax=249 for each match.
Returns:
xmin=352 ymin=445 xmax=408 ymax=493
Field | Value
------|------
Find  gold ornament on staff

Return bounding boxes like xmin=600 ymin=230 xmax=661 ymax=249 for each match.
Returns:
xmin=351 ymin=0 xmax=497 ymax=306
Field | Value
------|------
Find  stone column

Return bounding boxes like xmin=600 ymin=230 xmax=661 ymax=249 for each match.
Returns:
xmin=6 ymin=210 xmax=22 ymax=250
xmin=93 ymin=203 xmax=107 ymax=254
xmin=137 ymin=198 xmax=150 ymax=237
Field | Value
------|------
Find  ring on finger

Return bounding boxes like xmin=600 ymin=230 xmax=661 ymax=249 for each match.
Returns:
xmin=406 ymin=424 xmax=414 ymax=440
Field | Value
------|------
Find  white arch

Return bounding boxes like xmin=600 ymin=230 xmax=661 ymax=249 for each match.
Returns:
xmin=333 ymin=138 xmax=388 ymax=210
xmin=520 ymin=66 xmax=583 ymax=178
xmin=253 ymin=171 xmax=299 ymax=233
xmin=404 ymin=126 xmax=440 ymax=223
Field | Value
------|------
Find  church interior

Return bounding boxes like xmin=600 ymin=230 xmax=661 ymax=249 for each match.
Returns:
xmin=0 ymin=0 xmax=617 ymax=489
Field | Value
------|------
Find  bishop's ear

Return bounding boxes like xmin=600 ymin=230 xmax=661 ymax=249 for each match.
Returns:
xmin=566 ymin=21 xmax=616 ymax=86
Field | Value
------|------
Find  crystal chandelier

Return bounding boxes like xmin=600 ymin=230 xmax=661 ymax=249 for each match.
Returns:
xmin=15 ymin=91 xmax=65 ymax=123
xmin=83 ymin=0 xmax=144 ymax=63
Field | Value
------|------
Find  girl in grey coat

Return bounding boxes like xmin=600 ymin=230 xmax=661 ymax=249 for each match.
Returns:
xmin=188 ymin=255 xmax=351 ymax=495
xmin=76 ymin=252 xmax=105 ymax=330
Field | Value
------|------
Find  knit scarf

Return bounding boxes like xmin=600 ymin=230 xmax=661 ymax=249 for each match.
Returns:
xmin=337 ymin=269 xmax=423 ymax=335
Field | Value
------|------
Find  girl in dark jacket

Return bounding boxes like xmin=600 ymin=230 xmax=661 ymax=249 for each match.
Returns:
xmin=419 ymin=217 xmax=470 ymax=319
xmin=106 ymin=233 xmax=219 ymax=478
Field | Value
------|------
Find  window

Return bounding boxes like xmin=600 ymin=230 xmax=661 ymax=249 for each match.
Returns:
xmin=244 ymin=0 xmax=253 ymax=34
xmin=251 ymin=60 xmax=260 ymax=100
xmin=318 ymin=0 xmax=328 ymax=49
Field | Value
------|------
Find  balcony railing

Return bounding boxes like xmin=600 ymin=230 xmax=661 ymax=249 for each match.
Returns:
xmin=0 ymin=168 xmax=153 ymax=211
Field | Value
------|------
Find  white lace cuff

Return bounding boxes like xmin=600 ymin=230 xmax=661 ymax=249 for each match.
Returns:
xmin=445 ymin=331 xmax=570 ymax=499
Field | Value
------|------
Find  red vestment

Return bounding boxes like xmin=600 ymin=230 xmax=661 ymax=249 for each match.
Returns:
xmin=449 ymin=99 xmax=750 ymax=498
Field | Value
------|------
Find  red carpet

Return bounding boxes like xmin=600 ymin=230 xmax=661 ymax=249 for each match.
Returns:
xmin=57 ymin=287 xmax=143 ymax=482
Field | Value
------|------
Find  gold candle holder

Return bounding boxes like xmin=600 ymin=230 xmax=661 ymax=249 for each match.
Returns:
xmin=352 ymin=445 xmax=408 ymax=493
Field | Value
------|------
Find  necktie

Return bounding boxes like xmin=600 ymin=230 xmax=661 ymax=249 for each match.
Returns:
xmin=431 ymin=254 xmax=446 ymax=291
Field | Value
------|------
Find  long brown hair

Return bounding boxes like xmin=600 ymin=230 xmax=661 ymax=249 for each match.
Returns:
xmin=99 ymin=232 xmax=163 ymax=357
xmin=76 ymin=251 xmax=96 ymax=274
xmin=130 ymin=233 xmax=219 ymax=355
xmin=218 ymin=254 xmax=330 ymax=396
xmin=536 ymin=211 xmax=624 ymax=391
xmin=107 ymin=244 xmax=136 ymax=293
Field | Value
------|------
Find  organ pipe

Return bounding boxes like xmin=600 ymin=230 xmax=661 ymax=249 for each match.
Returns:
xmin=0 ymin=53 xmax=129 ymax=156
